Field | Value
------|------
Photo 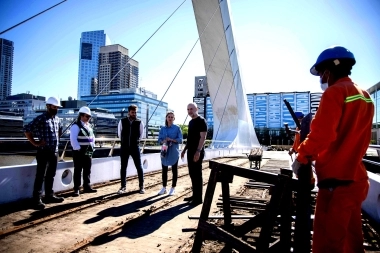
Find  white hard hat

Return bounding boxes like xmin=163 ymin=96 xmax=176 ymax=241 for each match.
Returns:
xmin=46 ymin=97 xmax=62 ymax=107
xmin=79 ymin=106 xmax=91 ymax=116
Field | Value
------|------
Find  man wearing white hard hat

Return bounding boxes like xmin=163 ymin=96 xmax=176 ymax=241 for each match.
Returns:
xmin=24 ymin=96 xmax=64 ymax=209
xmin=70 ymin=106 xmax=97 ymax=196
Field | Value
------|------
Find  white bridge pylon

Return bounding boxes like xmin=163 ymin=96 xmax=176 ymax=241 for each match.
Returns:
xmin=192 ymin=0 xmax=259 ymax=148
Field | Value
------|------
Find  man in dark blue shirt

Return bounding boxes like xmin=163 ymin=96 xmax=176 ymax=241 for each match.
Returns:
xmin=24 ymin=97 xmax=64 ymax=209
xmin=181 ymin=103 xmax=207 ymax=205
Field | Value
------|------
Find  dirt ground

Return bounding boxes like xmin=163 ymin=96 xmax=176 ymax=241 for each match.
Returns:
xmin=0 ymin=156 xmax=258 ymax=253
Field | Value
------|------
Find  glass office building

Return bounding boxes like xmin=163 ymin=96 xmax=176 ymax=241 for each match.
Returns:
xmin=80 ymin=88 xmax=168 ymax=138
xmin=203 ymin=91 xmax=323 ymax=130
xmin=367 ymin=82 xmax=380 ymax=143
xmin=246 ymin=92 xmax=322 ymax=129
xmin=77 ymin=30 xmax=111 ymax=99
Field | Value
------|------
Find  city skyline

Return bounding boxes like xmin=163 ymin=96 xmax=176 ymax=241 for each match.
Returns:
xmin=1 ymin=0 xmax=379 ymax=123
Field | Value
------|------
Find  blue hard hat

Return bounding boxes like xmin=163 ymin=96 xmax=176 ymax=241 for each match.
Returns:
xmin=310 ymin=46 xmax=355 ymax=76
xmin=295 ymin=112 xmax=304 ymax=118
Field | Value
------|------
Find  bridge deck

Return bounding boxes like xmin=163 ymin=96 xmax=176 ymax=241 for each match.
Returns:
xmin=1 ymin=151 xmax=379 ymax=253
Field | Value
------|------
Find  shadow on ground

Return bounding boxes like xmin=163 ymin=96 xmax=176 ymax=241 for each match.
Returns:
xmin=91 ymin=202 xmax=194 ymax=246
xmin=83 ymin=194 xmax=169 ymax=224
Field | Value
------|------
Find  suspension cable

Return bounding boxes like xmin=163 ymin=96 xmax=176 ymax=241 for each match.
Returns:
xmin=0 ymin=0 xmax=68 ymax=35
xmin=140 ymin=3 xmax=221 ymax=153
xmin=60 ymin=0 xmax=187 ymax=137
xmin=87 ymin=0 xmax=187 ymax=106
xmin=144 ymin=1 xmax=220 ymax=128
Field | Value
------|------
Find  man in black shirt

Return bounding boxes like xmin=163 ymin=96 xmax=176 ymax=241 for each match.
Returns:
xmin=181 ymin=103 xmax=207 ymax=205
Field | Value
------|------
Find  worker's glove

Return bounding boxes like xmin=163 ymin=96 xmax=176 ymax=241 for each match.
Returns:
xmin=291 ymin=159 xmax=302 ymax=176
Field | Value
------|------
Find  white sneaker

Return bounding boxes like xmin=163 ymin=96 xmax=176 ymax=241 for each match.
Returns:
xmin=117 ymin=187 xmax=126 ymax=194
xmin=139 ymin=187 xmax=145 ymax=194
xmin=168 ymin=188 xmax=176 ymax=196
xmin=158 ymin=187 xmax=167 ymax=195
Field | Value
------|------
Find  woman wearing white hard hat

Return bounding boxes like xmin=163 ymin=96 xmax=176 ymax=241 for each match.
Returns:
xmin=69 ymin=106 xmax=97 ymax=196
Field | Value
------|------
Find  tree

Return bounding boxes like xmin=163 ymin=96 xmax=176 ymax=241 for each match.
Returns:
xmin=179 ymin=124 xmax=188 ymax=139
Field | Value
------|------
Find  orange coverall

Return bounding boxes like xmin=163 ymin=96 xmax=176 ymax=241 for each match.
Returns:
xmin=297 ymin=77 xmax=374 ymax=253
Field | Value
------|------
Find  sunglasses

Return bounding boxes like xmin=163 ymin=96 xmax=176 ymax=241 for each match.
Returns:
xmin=84 ymin=114 xmax=91 ymax=119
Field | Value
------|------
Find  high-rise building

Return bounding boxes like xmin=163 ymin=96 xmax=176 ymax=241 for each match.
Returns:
xmin=194 ymin=76 xmax=208 ymax=97
xmin=193 ymin=76 xmax=209 ymax=118
xmin=0 ymin=38 xmax=14 ymax=100
xmin=128 ymin=58 xmax=139 ymax=89
xmin=98 ymin=44 xmax=139 ymax=94
xmin=77 ymin=30 xmax=110 ymax=99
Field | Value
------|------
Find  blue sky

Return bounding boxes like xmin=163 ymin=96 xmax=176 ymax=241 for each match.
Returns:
xmin=1 ymin=0 xmax=379 ymax=123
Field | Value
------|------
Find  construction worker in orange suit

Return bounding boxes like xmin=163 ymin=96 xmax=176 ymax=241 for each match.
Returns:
xmin=292 ymin=46 xmax=374 ymax=253
xmin=288 ymin=111 xmax=304 ymax=156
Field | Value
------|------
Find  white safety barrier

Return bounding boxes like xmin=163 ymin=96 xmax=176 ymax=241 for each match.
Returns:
xmin=0 ymin=148 xmax=251 ymax=204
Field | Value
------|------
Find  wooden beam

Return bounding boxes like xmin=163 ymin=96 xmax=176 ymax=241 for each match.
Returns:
xmin=192 ymin=162 xmax=220 ymax=253
xmin=198 ymin=220 xmax=257 ymax=252
xmin=188 ymin=215 xmax=256 ymax=220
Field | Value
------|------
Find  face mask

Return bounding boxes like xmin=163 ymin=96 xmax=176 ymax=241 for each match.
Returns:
xmin=319 ymin=71 xmax=329 ymax=91
xmin=320 ymin=81 xmax=328 ymax=91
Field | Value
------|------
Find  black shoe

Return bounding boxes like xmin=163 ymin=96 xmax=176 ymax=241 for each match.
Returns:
xmin=83 ymin=188 xmax=97 ymax=193
xmin=73 ymin=189 xmax=80 ymax=197
xmin=33 ymin=198 xmax=45 ymax=210
xmin=183 ymin=196 xmax=193 ymax=202
xmin=189 ymin=200 xmax=203 ymax=206
xmin=44 ymin=195 xmax=64 ymax=203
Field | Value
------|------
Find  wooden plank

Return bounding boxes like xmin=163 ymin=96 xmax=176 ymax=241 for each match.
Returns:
xmin=257 ymin=176 xmax=288 ymax=251
xmin=293 ymin=163 xmax=312 ymax=253
xmin=216 ymin=203 xmax=265 ymax=212
xmin=221 ymin=172 xmax=232 ymax=253
xmin=280 ymin=170 xmax=293 ymax=252
xmin=245 ymin=183 xmax=272 ymax=189
xmin=234 ymin=212 xmax=266 ymax=237
xmin=188 ymin=215 xmax=256 ymax=220
xmin=198 ymin=220 xmax=257 ymax=252
xmin=221 ymin=172 xmax=232 ymax=227
xmin=218 ymin=199 xmax=267 ymax=207
xmin=218 ymin=196 xmax=268 ymax=202
xmin=192 ymin=162 xmax=220 ymax=253
xmin=210 ymin=160 xmax=280 ymax=185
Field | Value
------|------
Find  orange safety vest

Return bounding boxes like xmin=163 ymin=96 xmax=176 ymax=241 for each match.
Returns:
xmin=297 ymin=77 xmax=374 ymax=182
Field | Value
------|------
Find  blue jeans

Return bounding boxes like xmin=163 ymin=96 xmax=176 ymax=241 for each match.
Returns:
xmin=120 ymin=146 xmax=144 ymax=188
